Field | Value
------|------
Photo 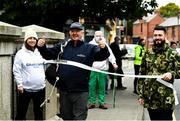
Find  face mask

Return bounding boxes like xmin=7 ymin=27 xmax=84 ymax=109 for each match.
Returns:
xmin=95 ymin=36 xmax=101 ymax=43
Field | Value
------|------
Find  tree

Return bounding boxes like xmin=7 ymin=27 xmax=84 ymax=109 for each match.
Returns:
xmin=0 ymin=0 xmax=158 ymax=31
xmin=160 ymin=3 xmax=180 ymax=17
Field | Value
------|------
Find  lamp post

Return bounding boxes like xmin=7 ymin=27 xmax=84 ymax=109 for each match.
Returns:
xmin=116 ymin=18 xmax=120 ymax=38
xmin=177 ymin=12 xmax=180 ymax=47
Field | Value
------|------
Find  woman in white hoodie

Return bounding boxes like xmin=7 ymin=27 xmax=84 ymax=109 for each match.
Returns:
xmin=88 ymin=31 xmax=118 ymax=109
xmin=13 ymin=28 xmax=45 ymax=120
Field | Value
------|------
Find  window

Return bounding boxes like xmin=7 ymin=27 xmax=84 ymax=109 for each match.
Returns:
xmin=141 ymin=23 xmax=143 ymax=33
xmin=172 ymin=26 xmax=175 ymax=39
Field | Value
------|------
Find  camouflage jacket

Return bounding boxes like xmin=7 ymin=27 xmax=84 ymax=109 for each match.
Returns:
xmin=138 ymin=43 xmax=180 ymax=109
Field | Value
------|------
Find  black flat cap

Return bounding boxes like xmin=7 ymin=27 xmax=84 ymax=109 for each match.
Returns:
xmin=70 ymin=22 xmax=83 ymax=30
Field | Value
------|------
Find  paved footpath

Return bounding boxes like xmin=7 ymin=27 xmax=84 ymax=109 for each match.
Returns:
xmin=87 ymin=76 xmax=150 ymax=120
xmin=86 ymin=60 xmax=150 ymax=120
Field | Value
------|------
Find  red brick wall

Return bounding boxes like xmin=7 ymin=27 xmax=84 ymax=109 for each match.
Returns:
xmin=166 ymin=26 xmax=179 ymax=42
xmin=133 ymin=23 xmax=141 ymax=37
xmin=147 ymin=15 xmax=164 ymax=39
xmin=133 ymin=13 xmax=164 ymax=40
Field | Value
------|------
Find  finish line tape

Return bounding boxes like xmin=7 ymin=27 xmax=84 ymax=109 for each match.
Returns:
xmin=45 ymin=59 xmax=163 ymax=78
xmin=41 ymin=59 xmax=178 ymax=107
xmin=156 ymin=78 xmax=179 ymax=105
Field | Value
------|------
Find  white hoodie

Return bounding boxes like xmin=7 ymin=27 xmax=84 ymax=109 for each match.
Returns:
xmin=13 ymin=46 xmax=46 ymax=91
xmin=89 ymin=38 xmax=116 ymax=70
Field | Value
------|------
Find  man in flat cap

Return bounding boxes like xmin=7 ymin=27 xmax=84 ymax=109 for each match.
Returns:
xmin=37 ymin=22 xmax=110 ymax=120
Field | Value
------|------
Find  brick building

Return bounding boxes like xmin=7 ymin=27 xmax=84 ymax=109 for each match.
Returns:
xmin=160 ymin=16 xmax=180 ymax=47
xmin=133 ymin=10 xmax=164 ymax=44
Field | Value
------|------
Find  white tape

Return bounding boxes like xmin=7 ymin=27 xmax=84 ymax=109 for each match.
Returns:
xmin=45 ymin=60 xmax=163 ymax=79
xmin=43 ymin=60 xmax=178 ymax=106
xmin=156 ymin=78 xmax=179 ymax=105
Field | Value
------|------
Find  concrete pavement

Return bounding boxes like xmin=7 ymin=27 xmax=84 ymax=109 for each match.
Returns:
xmin=87 ymin=76 xmax=150 ymax=120
xmin=173 ymin=79 xmax=180 ymax=120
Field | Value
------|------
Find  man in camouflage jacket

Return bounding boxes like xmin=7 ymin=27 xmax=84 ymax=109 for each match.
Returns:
xmin=138 ymin=26 xmax=180 ymax=120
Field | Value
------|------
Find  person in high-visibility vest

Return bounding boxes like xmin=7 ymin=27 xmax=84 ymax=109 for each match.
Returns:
xmin=133 ymin=38 xmax=145 ymax=94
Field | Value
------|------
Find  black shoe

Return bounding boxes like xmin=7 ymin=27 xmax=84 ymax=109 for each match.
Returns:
xmin=56 ymin=113 xmax=61 ymax=118
xmin=88 ymin=104 xmax=96 ymax=109
xmin=110 ymin=84 xmax=114 ymax=89
xmin=117 ymin=86 xmax=127 ymax=90
xmin=133 ymin=91 xmax=138 ymax=95
xmin=99 ymin=104 xmax=108 ymax=109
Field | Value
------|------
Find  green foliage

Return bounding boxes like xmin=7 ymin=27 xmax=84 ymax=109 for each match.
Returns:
xmin=160 ymin=3 xmax=180 ymax=17
xmin=0 ymin=0 xmax=158 ymax=31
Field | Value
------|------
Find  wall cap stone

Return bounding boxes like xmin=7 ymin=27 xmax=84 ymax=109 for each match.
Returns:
xmin=0 ymin=21 xmax=22 ymax=36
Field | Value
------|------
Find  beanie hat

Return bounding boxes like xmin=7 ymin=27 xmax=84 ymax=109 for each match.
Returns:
xmin=24 ymin=28 xmax=38 ymax=41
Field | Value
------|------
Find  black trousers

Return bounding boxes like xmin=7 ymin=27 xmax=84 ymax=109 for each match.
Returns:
xmin=15 ymin=88 xmax=45 ymax=120
xmin=147 ymin=108 xmax=173 ymax=121
xmin=133 ymin=65 xmax=140 ymax=92
xmin=59 ymin=91 xmax=88 ymax=120
xmin=109 ymin=66 xmax=124 ymax=88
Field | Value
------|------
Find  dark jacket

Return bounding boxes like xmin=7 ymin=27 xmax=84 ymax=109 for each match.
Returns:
xmin=38 ymin=40 xmax=110 ymax=92
xmin=110 ymin=42 xmax=127 ymax=68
